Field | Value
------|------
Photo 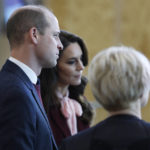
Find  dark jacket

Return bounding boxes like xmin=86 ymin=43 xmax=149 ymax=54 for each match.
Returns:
xmin=0 ymin=60 xmax=57 ymax=150
xmin=59 ymin=114 xmax=150 ymax=150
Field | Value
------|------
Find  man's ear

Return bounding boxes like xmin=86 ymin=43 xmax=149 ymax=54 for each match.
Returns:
xmin=29 ymin=27 xmax=39 ymax=45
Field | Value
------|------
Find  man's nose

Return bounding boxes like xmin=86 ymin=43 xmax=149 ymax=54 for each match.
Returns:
xmin=57 ymin=39 xmax=63 ymax=50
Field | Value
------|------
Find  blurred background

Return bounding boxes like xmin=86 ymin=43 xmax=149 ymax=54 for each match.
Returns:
xmin=1 ymin=0 xmax=150 ymax=125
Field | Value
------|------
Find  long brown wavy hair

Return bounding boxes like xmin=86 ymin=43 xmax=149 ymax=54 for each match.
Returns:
xmin=39 ymin=30 xmax=93 ymax=124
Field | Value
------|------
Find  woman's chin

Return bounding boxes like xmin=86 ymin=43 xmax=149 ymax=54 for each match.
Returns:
xmin=71 ymin=80 xmax=81 ymax=86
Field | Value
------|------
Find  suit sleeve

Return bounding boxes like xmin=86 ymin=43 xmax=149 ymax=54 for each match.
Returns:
xmin=0 ymin=86 xmax=36 ymax=150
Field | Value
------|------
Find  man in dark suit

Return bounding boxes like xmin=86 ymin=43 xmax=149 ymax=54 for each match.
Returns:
xmin=59 ymin=46 xmax=150 ymax=150
xmin=0 ymin=5 xmax=63 ymax=150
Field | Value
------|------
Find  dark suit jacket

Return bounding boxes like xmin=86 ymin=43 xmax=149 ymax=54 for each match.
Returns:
xmin=0 ymin=60 xmax=57 ymax=150
xmin=59 ymin=114 xmax=150 ymax=150
xmin=48 ymin=106 xmax=89 ymax=146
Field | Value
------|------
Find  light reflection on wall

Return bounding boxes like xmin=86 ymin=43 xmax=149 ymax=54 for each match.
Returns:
xmin=4 ymin=0 xmax=25 ymax=24
xmin=1 ymin=0 xmax=43 ymax=33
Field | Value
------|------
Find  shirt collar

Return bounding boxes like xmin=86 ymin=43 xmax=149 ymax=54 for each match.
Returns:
xmin=9 ymin=56 xmax=37 ymax=84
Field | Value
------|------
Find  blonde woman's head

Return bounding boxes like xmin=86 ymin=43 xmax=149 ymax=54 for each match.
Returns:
xmin=88 ymin=46 xmax=150 ymax=111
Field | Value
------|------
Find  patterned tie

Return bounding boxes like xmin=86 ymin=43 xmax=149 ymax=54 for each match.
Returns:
xmin=34 ymin=80 xmax=43 ymax=106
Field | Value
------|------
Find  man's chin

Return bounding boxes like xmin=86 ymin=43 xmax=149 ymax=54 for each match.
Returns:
xmin=50 ymin=61 xmax=57 ymax=68
xmin=43 ymin=61 xmax=57 ymax=68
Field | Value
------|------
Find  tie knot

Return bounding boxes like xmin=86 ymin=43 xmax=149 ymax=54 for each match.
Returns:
xmin=34 ymin=79 xmax=41 ymax=91
xmin=34 ymin=83 xmax=40 ymax=91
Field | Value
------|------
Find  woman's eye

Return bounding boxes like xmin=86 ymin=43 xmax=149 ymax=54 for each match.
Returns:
xmin=67 ymin=60 xmax=76 ymax=65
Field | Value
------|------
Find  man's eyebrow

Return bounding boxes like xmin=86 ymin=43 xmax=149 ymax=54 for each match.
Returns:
xmin=55 ymin=31 xmax=60 ymax=34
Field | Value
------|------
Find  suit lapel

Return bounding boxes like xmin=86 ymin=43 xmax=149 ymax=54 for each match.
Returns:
xmin=31 ymin=86 xmax=51 ymax=129
xmin=31 ymin=85 xmax=58 ymax=149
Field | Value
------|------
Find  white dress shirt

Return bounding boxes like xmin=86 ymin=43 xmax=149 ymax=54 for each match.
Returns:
xmin=9 ymin=57 xmax=37 ymax=84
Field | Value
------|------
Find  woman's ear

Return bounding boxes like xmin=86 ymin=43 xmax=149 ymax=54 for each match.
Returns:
xmin=29 ymin=27 xmax=39 ymax=45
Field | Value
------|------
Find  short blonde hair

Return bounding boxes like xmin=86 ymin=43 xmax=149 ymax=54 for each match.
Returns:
xmin=88 ymin=46 xmax=150 ymax=111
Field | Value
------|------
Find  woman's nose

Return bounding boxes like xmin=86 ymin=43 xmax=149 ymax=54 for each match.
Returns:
xmin=77 ymin=61 xmax=84 ymax=71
